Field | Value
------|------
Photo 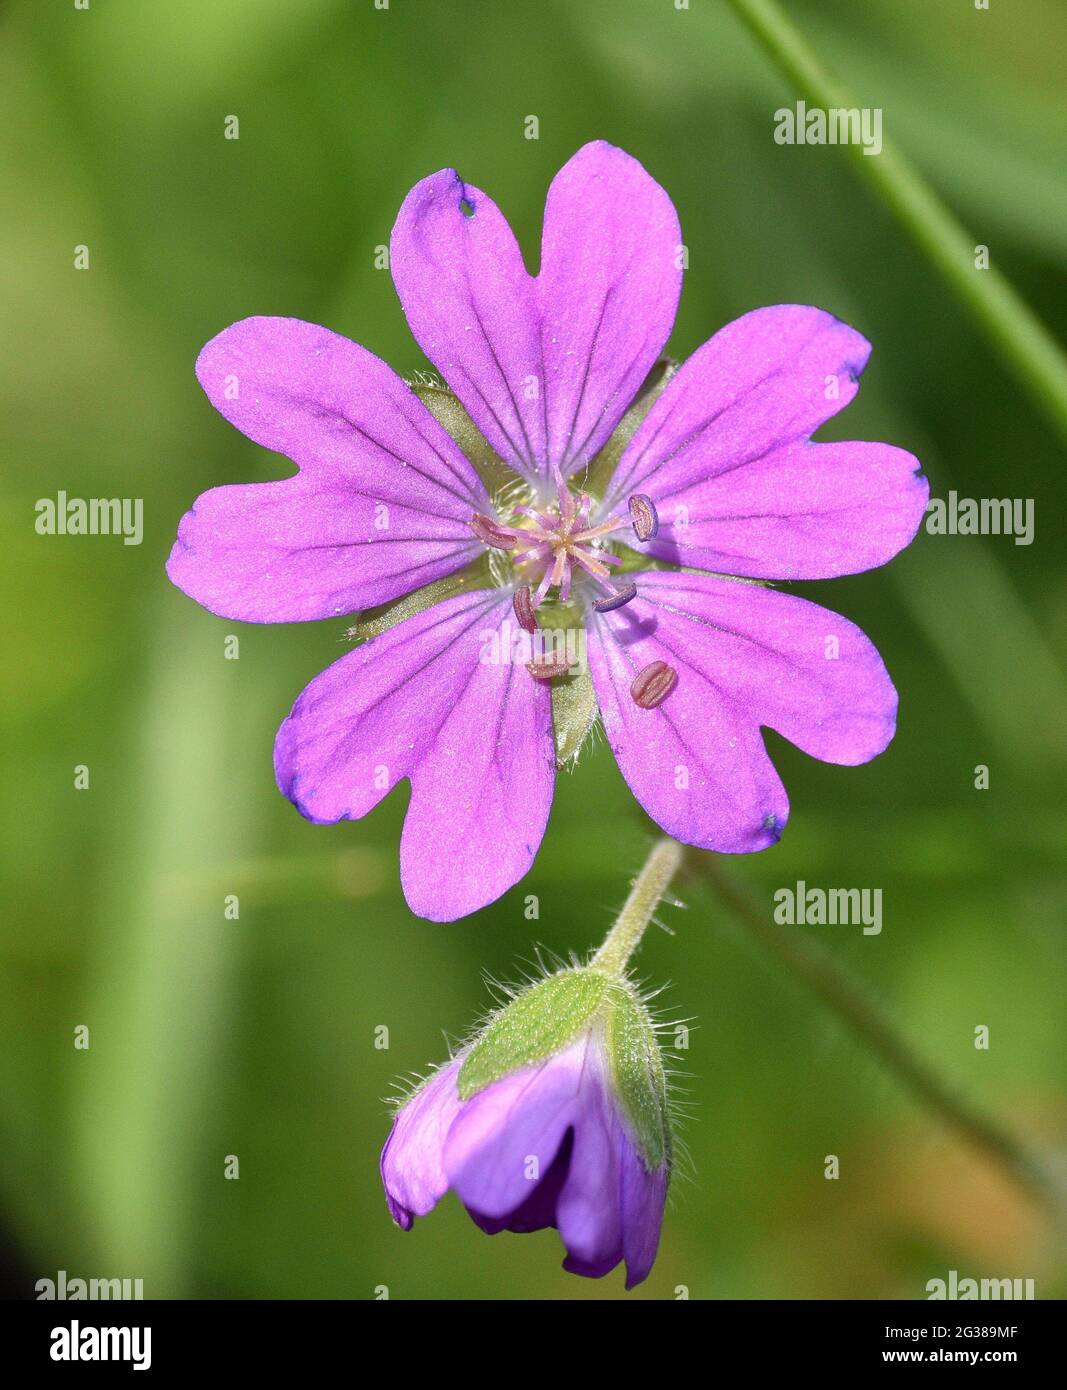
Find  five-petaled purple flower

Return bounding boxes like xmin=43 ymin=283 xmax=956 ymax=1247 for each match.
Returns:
xmin=168 ymin=141 xmax=927 ymax=921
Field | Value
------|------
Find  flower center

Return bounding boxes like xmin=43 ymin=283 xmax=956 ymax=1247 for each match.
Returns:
xmin=469 ymin=477 xmax=674 ymax=701
xmin=470 ymin=471 xmax=658 ymax=615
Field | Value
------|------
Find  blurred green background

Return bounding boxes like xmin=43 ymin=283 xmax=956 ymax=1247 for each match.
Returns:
xmin=2 ymin=0 xmax=1066 ymax=1300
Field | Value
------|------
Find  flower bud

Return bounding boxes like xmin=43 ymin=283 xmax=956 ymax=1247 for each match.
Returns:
xmin=380 ymin=964 xmax=672 ymax=1289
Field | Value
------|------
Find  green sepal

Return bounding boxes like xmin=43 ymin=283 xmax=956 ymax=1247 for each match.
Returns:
xmin=603 ymin=981 xmax=670 ymax=1170
xmin=410 ymin=360 xmax=677 ymax=505
xmin=551 ymin=669 xmax=599 ymax=767
xmin=457 ymin=969 xmax=609 ymax=1101
xmin=578 ymin=357 xmax=677 ymax=500
xmin=611 ymin=542 xmax=685 ymax=575
xmin=346 ymin=555 xmax=492 ymax=641
xmin=410 ymin=380 xmax=512 ymax=495
xmin=613 ymin=544 xmax=777 ymax=585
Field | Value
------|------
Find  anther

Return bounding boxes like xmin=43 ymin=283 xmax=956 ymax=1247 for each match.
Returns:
xmin=469 ymin=512 xmax=518 ymax=550
xmin=512 ymin=586 xmax=537 ymax=633
xmin=630 ymin=660 xmax=677 ymax=709
xmin=593 ymin=582 xmax=638 ymax=613
xmin=526 ymin=654 xmax=574 ymax=681
xmin=628 ymin=493 xmax=659 ymax=542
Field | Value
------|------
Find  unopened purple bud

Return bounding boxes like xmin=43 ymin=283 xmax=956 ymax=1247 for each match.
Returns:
xmin=380 ymin=960 xmax=673 ymax=1289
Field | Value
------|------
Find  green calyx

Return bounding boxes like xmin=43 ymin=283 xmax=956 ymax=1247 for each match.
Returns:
xmin=550 ymin=668 xmax=598 ymax=766
xmin=456 ymin=966 xmax=671 ymax=1172
xmin=602 ymin=978 xmax=671 ymax=1170
xmin=457 ymin=968 xmax=609 ymax=1101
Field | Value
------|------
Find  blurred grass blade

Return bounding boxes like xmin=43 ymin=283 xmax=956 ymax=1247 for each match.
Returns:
xmin=724 ymin=0 xmax=1067 ymax=444
xmin=72 ymin=599 xmax=269 ymax=1296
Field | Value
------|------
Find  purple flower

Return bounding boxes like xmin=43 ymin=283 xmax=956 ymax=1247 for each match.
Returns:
xmin=167 ymin=141 xmax=927 ymax=921
xmin=380 ymin=966 xmax=671 ymax=1290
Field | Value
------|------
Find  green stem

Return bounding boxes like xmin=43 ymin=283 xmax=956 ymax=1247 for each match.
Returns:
xmin=591 ymin=838 xmax=683 ymax=977
xmin=690 ymin=850 xmax=1063 ymax=1216
xmin=723 ymin=0 xmax=1067 ymax=444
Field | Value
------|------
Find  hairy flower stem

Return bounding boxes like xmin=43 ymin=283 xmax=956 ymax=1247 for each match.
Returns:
xmin=690 ymin=849 xmax=1066 ymax=1221
xmin=723 ymin=0 xmax=1067 ymax=446
xmin=591 ymin=838 xmax=684 ymax=979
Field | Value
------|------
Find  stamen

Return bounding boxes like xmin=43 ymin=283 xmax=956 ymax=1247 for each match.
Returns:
xmin=526 ymin=653 xmax=574 ymax=681
xmin=512 ymin=586 xmax=537 ymax=633
xmin=470 ymin=512 xmax=519 ymax=550
xmin=630 ymin=659 xmax=677 ymax=709
xmin=593 ymin=581 xmax=638 ymax=613
xmin=628 ymin=493 xmax=659 ymax=542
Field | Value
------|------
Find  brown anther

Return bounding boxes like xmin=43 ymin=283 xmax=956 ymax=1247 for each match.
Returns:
xmin=469 ymin=512 xmax=518 ymax=550
xmin=526 ymin=654 xmax=574 ymax=681
xmin=630 ymin=659 xmax=677 ymax=709
xmin=512 ymin=586 xmax=538 ymax=633
xmin=593 ymin=581 xmax=638 ymax=613
xmin=628 ymin=493 xmax=659 ymax=542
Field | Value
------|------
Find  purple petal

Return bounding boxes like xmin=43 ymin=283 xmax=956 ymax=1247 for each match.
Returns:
xmin=274 ymin=590 xmax=555 ymax=921
xmin=167 ymin=317 xmax=489 ymax=622
xmin=380 ymin=1060 xmax=463 ymax=1229
xmin=391 ymin=142 xmax=681 ymax=485
xmin=468 ymin=1128 xmax=575 ymax=1237
xmin=587 ymin=602 xmax=788 ymax=854
xmin=556 ymin=1081 xmax=625 ymax=1281
xmin=599 ymin=305 xmax=927 ymax=579
xmin=586 ymin=570 xmax=898 ymax=851
xmin=443 ymin=1037 xmax=591 ymax=1220
xmin=619 ymin=1135 xmax=667 ymax=1290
